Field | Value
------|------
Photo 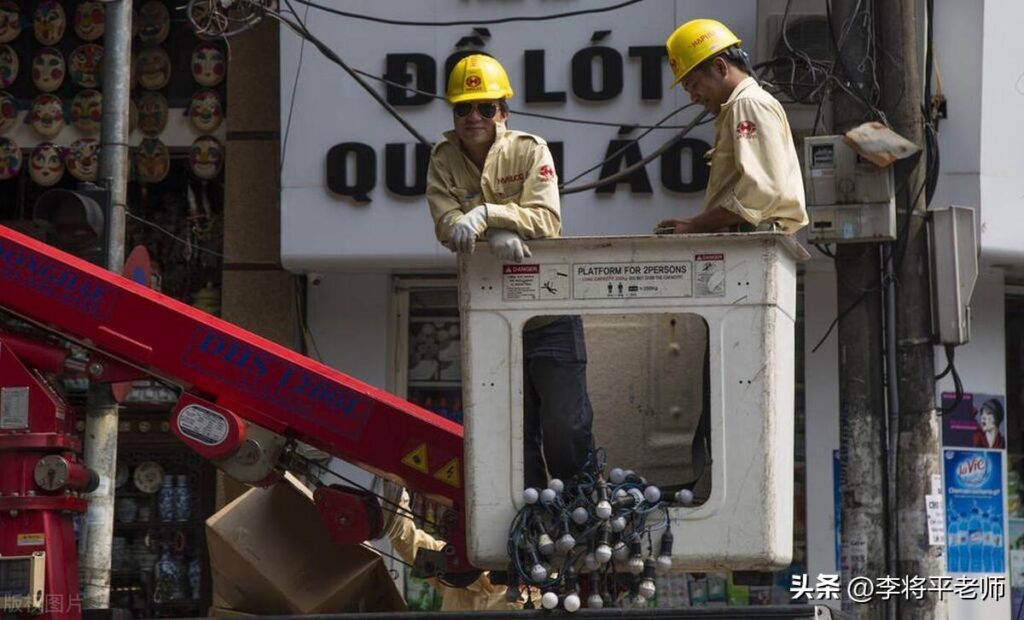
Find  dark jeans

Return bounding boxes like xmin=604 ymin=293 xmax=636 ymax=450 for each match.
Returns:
xmin=522 ymin=315 xmax=595 ymax=489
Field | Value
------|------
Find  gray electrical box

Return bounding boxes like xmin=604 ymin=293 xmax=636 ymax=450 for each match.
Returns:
xmin=803 ymin=135 xmax=896 ymax=243
xmin=929 ymin=205 xmax=978 ymax=345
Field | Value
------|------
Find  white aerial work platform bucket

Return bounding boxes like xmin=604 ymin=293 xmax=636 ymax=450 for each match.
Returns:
xmin=458 ymin=233 xmax=809 ymax=571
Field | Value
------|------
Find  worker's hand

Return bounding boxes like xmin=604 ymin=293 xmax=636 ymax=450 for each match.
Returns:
xmin=655 ymin=218 xmax=696 ymax=234
xmin=449 ymin=206 xmax=489 ymax=253
xmin=488 ymin=229 xmax=532 ymax=263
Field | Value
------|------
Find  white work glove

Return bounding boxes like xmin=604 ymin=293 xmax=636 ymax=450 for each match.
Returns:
xmin=488 ymin=229 xmax=532 ymax=263
xmin=449 ymin=205 xmax=489 ymax=254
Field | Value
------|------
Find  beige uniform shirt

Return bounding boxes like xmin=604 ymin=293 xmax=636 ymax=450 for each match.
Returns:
xmin=426 ymin=123 xmax=561 ymax=243
xmin=704 ymin=77 xmax=808 ymax=233
xmin=385 ymin=491 xmax=530 ymax=611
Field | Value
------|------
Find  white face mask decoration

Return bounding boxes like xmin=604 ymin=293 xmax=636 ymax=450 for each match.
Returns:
xmin=29 ymin=143 xmax=64 ymax=187
xmin=136 ymin=138 xmax=170 ymax=184
xmin=0 ymin=136 xmax=22 ymax=180
xmin=32 ymin=47 xmax=66 ymax=92
xmin=188 ymin=90 xmax=223 ymax=133
xmin=0 ymin=2 xmax=21 ymax=45
xmin=0 ymin=91 xmax=16 ymax=134
xmin=67 ymin=138 xmax=100 ymax=182
xmin=31 ymin=94 xmax=65 ymax=138
xmin=138 ymin=1 xmax=170 ymax=45
xmin=191 ymin=43 xmax=225 ymax=87
xmin=74 ymin=2 xmax=105 ymax=41
xmin=34 ymin=1 xmax=66 ymax=46
xmin=69 ymin=44 xmax=104 ymax=89
xmin=0 ymin=45 xmax=18 ymax=89
xmin=71 ymin=89 xmax=103 ymax=134
xmin=136 ymin=47 xmax=171 ymax=90
xmin=138 ymin=92 xmax=168 ymax=136
xmin=189 ymin=136 xmax=224 ymax=180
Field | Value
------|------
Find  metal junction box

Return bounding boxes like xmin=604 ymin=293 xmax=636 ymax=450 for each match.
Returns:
xmin=804 ymin=135 xmax=896 ymax=243
xmin=929 ymin=205 xmax=978 ymax=345
xmin=458 ymin=233 xmax=808 ymax=570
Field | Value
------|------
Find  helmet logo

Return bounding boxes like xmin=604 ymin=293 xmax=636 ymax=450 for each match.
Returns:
xmin=736 ymin=120 xmax=757 ymax=138
xmin=465 ymin=75 xmax=482 ymax=88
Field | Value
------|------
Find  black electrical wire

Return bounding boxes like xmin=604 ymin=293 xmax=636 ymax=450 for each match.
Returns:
xmin=290 ymin=0 xmax=646 ymax=27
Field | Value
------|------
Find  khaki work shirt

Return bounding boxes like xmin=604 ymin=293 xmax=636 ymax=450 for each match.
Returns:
xmin=426 ymin=123 xmax=561 ymax=243
xmin=385 ymin=490 xmax=532 ymax=611
xmin=704 ymin=77 xmax=808 ymax=233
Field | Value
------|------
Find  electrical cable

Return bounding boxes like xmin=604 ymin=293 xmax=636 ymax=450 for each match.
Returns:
xmin=125 ymin=211 xmax=232 ymax=261
xmin=280 ymin=0 xmax=311 ymax=175
xmin=289 ymin=0 xmax=646 ymax=27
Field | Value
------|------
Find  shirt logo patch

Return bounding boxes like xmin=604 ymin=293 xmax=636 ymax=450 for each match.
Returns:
xmin=538 ymin=164 xmax=555 ymax=181
xmin=496 ymin=172 xmax=526 ymax=185
xmin=736 ymin=120 xmax=757 ymax=139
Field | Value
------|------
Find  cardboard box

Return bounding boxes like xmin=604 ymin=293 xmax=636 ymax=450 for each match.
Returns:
xmin=206 ymin=473 xmax=406 ymax=614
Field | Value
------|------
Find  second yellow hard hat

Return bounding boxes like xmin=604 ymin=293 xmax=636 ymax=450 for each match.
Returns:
xmin=665 ymin=19 xmax=742 ymax=85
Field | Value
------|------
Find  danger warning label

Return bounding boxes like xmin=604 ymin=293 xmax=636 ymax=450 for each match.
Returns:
xmin=502 ymin=263 xmax=570 ymax=301
xmin=572 ymin=262 xmax=692 ymax=300
xmin=694 ymin=254 xmax=726 ymax=297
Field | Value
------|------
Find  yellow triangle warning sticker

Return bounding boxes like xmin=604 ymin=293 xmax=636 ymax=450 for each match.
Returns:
xmin=433 ymin=458 xmax=461 ymax=488
xmin=401 ymin=443 xmax=429 ymax=473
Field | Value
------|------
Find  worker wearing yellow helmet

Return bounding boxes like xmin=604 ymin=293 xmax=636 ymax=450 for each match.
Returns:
xmin=657 ymin=19 xmax=808 ymax=234
xmin=426 ymin=54 xmax=595 ymax=491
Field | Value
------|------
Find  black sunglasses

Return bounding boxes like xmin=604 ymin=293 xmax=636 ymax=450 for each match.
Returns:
xmin=453 ymin=102 xmax=499 ymax=119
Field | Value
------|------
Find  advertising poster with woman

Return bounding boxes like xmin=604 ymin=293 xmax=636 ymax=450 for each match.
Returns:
xmin=942 ymin=392 xmax=1007 ymax=450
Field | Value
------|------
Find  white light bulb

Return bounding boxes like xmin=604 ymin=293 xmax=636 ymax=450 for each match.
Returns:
xmin=530 ymin=563 xmax=548 ymax=582
xmin=538 ymin=534 xmax=555 ymax=557
xmin=523 ymin=488 xmax=540 ymax=504
xmin=548 ymin=478 xmax=564 ymax=493
xmin=540 ymin=488 xmax=557 ymax=505
xmin=587 ymin=593 xmax=604 ymax=609
xmin=675 ymin=489 xmax=694 ymax=505
xmin=584 ymin=552 xmax=599 ymax=571
xmin=611 ymin=516 xmax=627 ymax=532
xmin=596 ymin=500 xmax=612 ymax=520
xmin=572 ymin=507 xmax=589 ymax=524
xmin=633 ymin=594 xmax=647 ymax=608
xmin=609 ymin=468 xmax=626 ymax=484
xmin=657 ymin=554 xmax=673 ymax=573
xmin=563 ymin=593 xmax=581 ymax=612
xmin=557 ymin=534 xmax=576 ymax=553
xmin=613 ymin=488 xmax=627 ymax=501
xmin=644 ymin=485 xmax=662 ymax=503
xmin=541 ymin=592 xmax=559 ymax=610
xmin=595 ymin=544 xmax=612 ymax=564
xmin=613 ymin=541 xmax=630 ymax=562
xmin=639 ymin=578 xmax=656 ymax=600
xmin=628 ymin=556 xmax=644 ymax=574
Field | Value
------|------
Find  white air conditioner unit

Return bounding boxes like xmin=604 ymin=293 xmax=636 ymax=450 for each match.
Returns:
xmin=756 ymin=0 xmax=833 ymax=142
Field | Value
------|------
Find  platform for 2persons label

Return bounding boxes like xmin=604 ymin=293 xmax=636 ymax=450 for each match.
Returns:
xmin=572 ymin=262 xmax=692 ymax=299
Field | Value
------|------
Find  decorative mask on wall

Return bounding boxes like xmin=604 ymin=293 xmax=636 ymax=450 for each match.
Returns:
xmin=136 ymin=47 xmax=170 ymax=90
xmin=0 ymin=91 xmax=16 ymax=133
xmin=74 ymin=2 xmax=105 ymax=41
xmin=31 ymin=94 xmax=64 ymax=138
xmin=136 ymin=138 xmax=170 ymax=184
xmin=0 ymin=2 xmax=21 ymax=45
xmin=67 ymin=138 xmax=99 ymax=181
xmin=138 ymin=1 xmax=170 ymax=45
xmin=34 ymin=1 xmax=66 ymax=46
xmin=71 ymin=89 xmax=102 ymax=134
xmin=0 ymin=136 xmax=21 ymax=180
xmin=189 ymin=136 xmax=224 ymax=180
xmin=69 ymin=44 xmax=103 ymax=88
xmin=191 ymin=43 xmax=225 ymax=87
xmin=29 ymin=143 xmax=64 ymax=187
xmin=137 ymin=91 xmax=168 ymax=136
xmin=0 ymin=45 xmax=18 ymax=89
xmin=188 ymin=90 xmax=223 ymax=133
xmin=32 ymin=47 xmax=65 ymax=92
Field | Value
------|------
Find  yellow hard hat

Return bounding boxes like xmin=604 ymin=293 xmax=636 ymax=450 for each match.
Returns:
xmin=665 ymin=19 xmax=742 ymax=85
xmin=446 ymin=54 xmax=514 ymax=104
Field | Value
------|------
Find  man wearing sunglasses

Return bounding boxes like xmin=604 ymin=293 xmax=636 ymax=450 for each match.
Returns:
xmin=426 ymin=54 xmax=594 ymax=490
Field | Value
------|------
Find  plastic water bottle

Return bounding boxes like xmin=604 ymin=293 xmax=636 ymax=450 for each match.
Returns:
xmin=957 ymin=511 xmax=971 ymax=572
xmin=947 ymin=512 xmax=961 ymax=571
xmin=980 ymin=510 xmax=993 ymax=572
xmin=990 ymin=513 xmax=1004 ymax=573
xmin=968 ymin=505 xmax=984 ymax=573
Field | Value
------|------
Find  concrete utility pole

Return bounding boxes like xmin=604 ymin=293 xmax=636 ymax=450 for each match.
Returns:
xmin=877 ymin=1 xmax=946 ymax=618
xmin=830 ymin=1 xmax=887 ymax=618
xmin=80 ymin=0 xmax=131 ymax=609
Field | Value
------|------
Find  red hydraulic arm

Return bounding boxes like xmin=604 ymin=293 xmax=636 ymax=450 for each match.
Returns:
xmin=0 ymin=225 xmax=471 ymax=618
